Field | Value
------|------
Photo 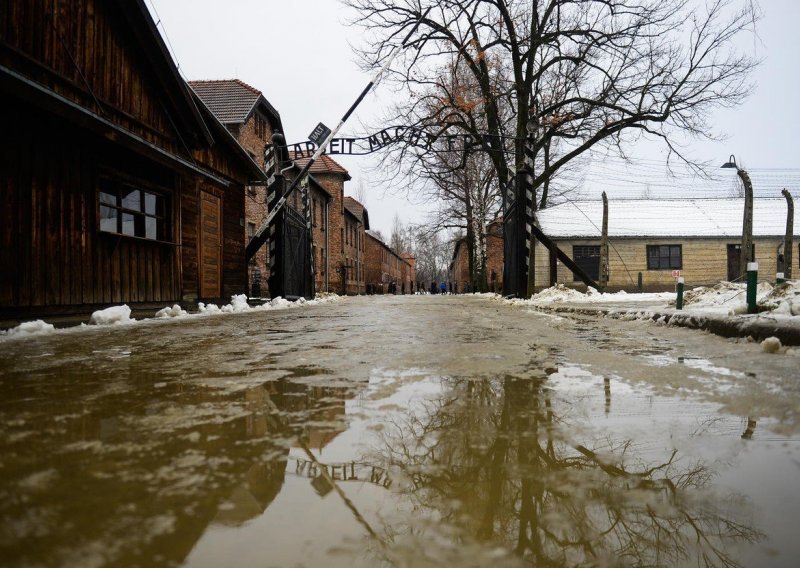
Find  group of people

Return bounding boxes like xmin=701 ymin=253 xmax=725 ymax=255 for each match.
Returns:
xmin=427 ymin=281 xmax=451 ymax=294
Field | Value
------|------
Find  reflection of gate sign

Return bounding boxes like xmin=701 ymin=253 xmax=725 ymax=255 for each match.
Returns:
xmin=293 ymin=457 xmax=392 ymax=489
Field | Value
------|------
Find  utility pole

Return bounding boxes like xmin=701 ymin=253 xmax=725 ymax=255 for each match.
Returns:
xmin=599 ymin=191 xmax=609 ymax=290
xmin=783 ymin=188 xmax=794 ymax=279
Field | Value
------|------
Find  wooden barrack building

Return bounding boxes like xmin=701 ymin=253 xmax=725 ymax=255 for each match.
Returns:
xmin=0 ymin=0 xmax=266 ymax=322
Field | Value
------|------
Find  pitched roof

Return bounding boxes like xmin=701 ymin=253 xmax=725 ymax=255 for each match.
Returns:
xmin=188 ymin=79 xmax=281 ymax=128
xmin=344 ymin=197 xmax=370 ymax=230
xmin=537 ymin=198 xmax=790 ymax=238
xmin=288 ymin=152 xmax=351 ymax=180
xmin=121 ymin=1 xmax=213 ymax=147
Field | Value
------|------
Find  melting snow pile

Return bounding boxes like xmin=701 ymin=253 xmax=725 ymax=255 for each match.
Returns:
xmin=155 ymin=304 xmax=188 ymax=318
xmin=508 ymin=284 xmax=672 ymax=307
xmin=2 ymin=320 xmax=56 ymax=337
xmin=681 ymin=281 xmax=797 ymax=316
xmin=221 ymin=294 xmax=251 ymax=313
xmin=2 ymin=293 xmax=343 ymax=341
xmin=90 ymin=305 xmax=133 ymax=325
xmin=760 ymin=281 xmax=800 ymax=316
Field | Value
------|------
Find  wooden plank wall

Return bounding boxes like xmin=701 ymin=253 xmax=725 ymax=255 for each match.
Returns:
xmin=0 ymin=0 xmax=183 ymax=155
xmin=0 ymin=106 xmax=180 ymax=310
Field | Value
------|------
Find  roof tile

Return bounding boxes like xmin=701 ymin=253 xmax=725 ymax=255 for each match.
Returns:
xmin=188 ymin=79 xmax=261 ymax=124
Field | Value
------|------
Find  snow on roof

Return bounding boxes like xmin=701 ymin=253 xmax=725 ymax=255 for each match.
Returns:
xmin=537 ymin=198 xmax=789 ymax=238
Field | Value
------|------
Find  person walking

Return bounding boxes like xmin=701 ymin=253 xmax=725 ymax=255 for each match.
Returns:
xmin=439 ymin=281 xmax=447 ymax=295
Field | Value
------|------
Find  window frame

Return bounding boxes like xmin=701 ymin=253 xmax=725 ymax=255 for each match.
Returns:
xmin=646 ymin=244 xmax=682 ymax=270
xmin=98 ymin=177 xmax=172 ymax=243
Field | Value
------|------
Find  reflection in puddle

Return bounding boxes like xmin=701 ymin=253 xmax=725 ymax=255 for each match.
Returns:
xmin=1 ymin=302 xmax=798 ymax=567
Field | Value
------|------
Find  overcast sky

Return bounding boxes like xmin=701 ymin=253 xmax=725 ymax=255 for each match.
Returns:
xmin=148 ymin=0 xmax=800 ymax=233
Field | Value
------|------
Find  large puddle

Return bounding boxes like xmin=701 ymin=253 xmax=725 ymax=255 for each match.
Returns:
xmin=1 ymin=297 xmax=798 ymax=566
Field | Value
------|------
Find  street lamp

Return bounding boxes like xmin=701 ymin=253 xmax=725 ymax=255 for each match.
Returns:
xmin=721 ymin=154 xmax=754 ymax=280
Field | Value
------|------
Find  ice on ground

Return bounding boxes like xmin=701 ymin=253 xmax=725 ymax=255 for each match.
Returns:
xmin=3 ymin=320 xmax=57 ymax=337
xmin=90 ymin=305 xmax=133 ymax=326
xmin=155 ymin=304 xmax=187 ymax=318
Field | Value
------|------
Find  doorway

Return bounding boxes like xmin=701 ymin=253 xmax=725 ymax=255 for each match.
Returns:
xmin=199 ymin=191 xmax=222 ymax=298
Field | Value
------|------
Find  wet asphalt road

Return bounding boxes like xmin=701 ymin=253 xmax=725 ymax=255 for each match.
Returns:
xmin=1 ymin=294 xmax=799 ymax=567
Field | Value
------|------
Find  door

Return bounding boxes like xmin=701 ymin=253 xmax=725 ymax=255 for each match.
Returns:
xmin=199 ymin=191 xmax=222 ymax=298
xmin=727 ymin=243 xmax=755 ymax=281
xmin=573 ymin=245 xmax=601 ymax=281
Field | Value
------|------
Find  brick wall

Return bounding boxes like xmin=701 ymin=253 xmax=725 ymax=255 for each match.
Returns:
xmin=310 ymin=187 xmax=331 ymax=293
xmin=229 ymin=112 xmax=273 ymax=297
xmin=309 ymin=173 xmax=345 ymax=293
xmin=486 ymin=222 xmax=504 ymax=293
xmin=343 ymin=210 xmax=365 ymax=294
xmin=401 ymin=254 xmax=416 ymax=293
xmin=365 ymin=233 xmax=405 ymax=293
xmin=450 ymin=239 xmax=470 ymax=293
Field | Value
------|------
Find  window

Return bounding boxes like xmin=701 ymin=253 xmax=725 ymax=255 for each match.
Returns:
xmin=99 ymin=181 xmax=169 ymax=241
xmin=573 ymin=245 xmax=601 ymax=281
xmin=247 ymin=222 xmax=256 ymax=239
xmin=647 ymin=244 xmax=682 ymax=270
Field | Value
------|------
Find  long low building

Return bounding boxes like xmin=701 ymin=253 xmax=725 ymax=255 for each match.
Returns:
xmin=0 ymin=0 xmax=266 ymax=323
xmin=533 ymin=198 xmax=797 ymax=291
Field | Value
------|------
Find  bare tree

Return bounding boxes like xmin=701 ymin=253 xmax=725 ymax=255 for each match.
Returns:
xmin=389 ymin=213 xmax=412 ymax=254
xmin=352 ymin=177 xmax=368 ymax=207
xmin=345 ymin=0 xmax=760 ymax=212
xmin=411 ymin=229 xmax=453 ymax=285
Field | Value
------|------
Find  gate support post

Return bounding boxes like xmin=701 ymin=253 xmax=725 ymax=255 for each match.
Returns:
xmin=502 ymin=118 xmax=535 ymax=298
xmin=301 ymin=176 xmax=315 ymax=299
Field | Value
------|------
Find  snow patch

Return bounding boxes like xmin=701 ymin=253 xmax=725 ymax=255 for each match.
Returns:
xmin=221 ymin=294 xmax=250 ymax=313
xmin=155 ymin=304 xmax=187 ymax=318
xmin=2 ymin=294 xmax=343 ymax=342
xmin=4 ymin=320 xmax=56 ymax=337
xmin=90 ymin=305 xmax=133 ymax=326
xmin=197 ymin=302 xmax=221 ymax=314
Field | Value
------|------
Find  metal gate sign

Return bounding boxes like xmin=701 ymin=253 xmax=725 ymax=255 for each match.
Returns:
xmin=287 ymin=126 xmax=495 ymax=158
xmin=308 ymin=122 xmax=332 ymax=147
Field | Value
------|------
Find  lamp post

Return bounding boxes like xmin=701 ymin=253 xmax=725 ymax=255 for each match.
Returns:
xmin=721 ymin=155 xmax=754 ymax=280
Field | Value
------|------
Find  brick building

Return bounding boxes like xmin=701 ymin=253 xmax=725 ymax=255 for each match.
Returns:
xmin=309 ymin=177 xmax=334 ymax=294
xmin=486 ymin=220 xmax=504 ymax=293
xmin=450 ymin=219 xmax=504 ymax=293
xmin=365 ymin=232 xmax=411 ymax=294
xmin=287 ymin=153 xmax=351 ymax=293
xmin=401 ymin=253 xmax=417 ymax=294
xmin=189 ymin=79 xmax=284 ymax=297
xmin=344 ymin=197 xmax=369 ymax=295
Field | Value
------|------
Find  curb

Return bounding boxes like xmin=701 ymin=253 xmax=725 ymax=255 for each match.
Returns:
xmin=534 ymin=304 xmax=800 ymax=346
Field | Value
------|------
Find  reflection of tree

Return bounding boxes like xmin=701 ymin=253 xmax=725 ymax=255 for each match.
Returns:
xmin=373 ymin=373 xmax=762 ymax=567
